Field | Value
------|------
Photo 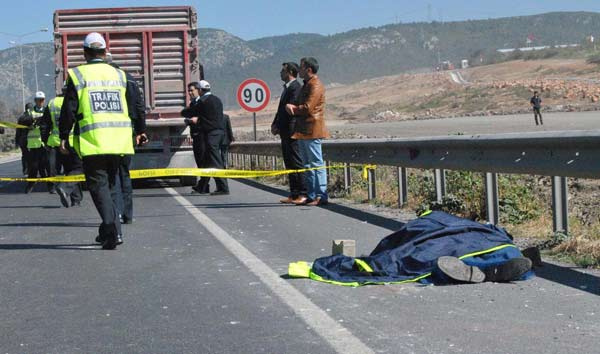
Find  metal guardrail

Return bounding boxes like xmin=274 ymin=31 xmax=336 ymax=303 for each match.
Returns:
xmin=229 ymin=130 xmax=600 ymax=235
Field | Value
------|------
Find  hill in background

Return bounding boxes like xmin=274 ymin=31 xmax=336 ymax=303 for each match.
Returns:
xmin=1 ymin=11 xmax=600 ymax=110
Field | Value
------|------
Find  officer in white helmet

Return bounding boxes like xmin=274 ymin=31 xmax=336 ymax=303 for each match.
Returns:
xmin=23 ymin=91 xmax=50 ymax=193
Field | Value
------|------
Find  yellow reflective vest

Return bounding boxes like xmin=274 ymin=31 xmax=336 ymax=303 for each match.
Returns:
xmin=26 ymin=108 xmax=44 ymax=149
xmin=47 ymin=96 xmax=63 ymax=147
xmin=68 ymin=62 xmax=134 ymax=157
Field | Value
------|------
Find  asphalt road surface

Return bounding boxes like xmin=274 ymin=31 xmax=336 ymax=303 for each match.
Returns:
xmin=0 ymin=157 xmax=599 ymax=354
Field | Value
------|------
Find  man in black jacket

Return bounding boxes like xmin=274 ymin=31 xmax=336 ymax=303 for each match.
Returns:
xmin=15 ymin=103 xmax=33 ymax=175
xmin=271 ymin=62 xmax=306 ymax=203
xmin=221 ymin=113 xmax=234 ymax=168
xmin=182 ymin=81 xmax=209 ymax=194
xmin=181 ymin=80 xmax=229 ymax=195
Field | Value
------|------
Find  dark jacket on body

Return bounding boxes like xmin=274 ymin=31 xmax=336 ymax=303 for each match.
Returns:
xmin=181 ymin=93 xmax=224 ymax=133
xmin=272 ymin=79 xmax=301 ymax=137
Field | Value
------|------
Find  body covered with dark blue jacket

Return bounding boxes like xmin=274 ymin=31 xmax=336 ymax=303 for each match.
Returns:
xmin=305 ymin=211 xmax=531 ymax=285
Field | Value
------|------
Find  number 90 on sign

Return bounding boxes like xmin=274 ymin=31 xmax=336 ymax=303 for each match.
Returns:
xmin=237 ymin=78 xmax=271 ymax=112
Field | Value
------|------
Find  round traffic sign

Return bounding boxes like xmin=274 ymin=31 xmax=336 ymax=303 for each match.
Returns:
xmin=237 ymin=78 xmax=271 ymax=112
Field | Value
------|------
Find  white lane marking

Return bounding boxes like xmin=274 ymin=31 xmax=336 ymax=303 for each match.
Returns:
xmin=166 ymin=187 xmax=375 ymax=354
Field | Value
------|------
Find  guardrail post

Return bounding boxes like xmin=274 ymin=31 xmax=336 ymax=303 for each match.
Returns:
xmin=367 ymin=168 xmax=376 ymax=200
xmin=397 ymin=167 xmax=407 ymax=207
xmin=243 ymin=154 xmax=248 ymax=170
xmin=485 ymin=172 xmax=499 ymax=225
xmin=343 ymin=163 xmax=351 ymax=191
xmin=326 ymin=161 xmax=330 ymax=186
xmin=552 ymin=176 xmax=569 ymax=235
xmin=271 ymin=156 xmax=277 ymax=170
xmin=434 ymin=169 xmax=446 ymax=202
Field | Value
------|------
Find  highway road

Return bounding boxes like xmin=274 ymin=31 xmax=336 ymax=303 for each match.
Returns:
xmin=0 ymin=157 xmax=599 ymax=353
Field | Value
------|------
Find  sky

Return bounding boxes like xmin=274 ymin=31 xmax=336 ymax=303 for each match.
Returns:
xmin=1 ymin=0 xmax=600 ymax=49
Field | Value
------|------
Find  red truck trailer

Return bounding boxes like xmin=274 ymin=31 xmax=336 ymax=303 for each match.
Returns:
xmin=53 ymin=6 xmax=202 ymax=185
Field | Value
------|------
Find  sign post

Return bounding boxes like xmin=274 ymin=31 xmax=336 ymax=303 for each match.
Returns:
xmin=237 ymin=78 xmax=271 ymax=141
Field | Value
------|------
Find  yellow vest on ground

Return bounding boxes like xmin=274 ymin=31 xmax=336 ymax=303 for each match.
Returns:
xmin=26 ymin=108 xmax=44 ymax=149
xmin=47 ymin=97 xmax=63 ymax=147
xmin=68 ymin=62 xmax=134 ymax=157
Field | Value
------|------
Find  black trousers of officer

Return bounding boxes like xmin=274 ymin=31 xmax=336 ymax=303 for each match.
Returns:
xmin=19 ymin=145 xmax=28 ymax=175
xmin=26 ymin=147 xmax=48 ymax=190
xmin=280 ymin=135 xmax=306 ymax=198
xmin=47 ymin=146 xmax=62 ymax=190
xmin=83 ymin=155 xmax=122 ymax=240
xmin=192 ymin=134 xmax=209 ymax=193
xmin=197 ymin=130 xmax=229 ymax=193
xmin=112 ymin=155 xmax=133 ymax=222
xmin=57 ymin=147 xmax=83 ymax=204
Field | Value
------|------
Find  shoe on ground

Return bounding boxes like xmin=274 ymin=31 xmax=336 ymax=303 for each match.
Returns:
xmin=95 ymin=235 xmax=105 ymax=244
xmin=483 ymin=257 xmax=532 ymax=283
xmin=25 ymin=183 xmax=35 ymax=194
xmin=56 ymin=187 xmax=70 ymax=208
xmin=210 ymin=190 xmax=230 ymax=195
xmin=48 ymin=187 xmax=56 ymax=194
xmin=120 ymin=216 xmax=133 ymax=224
xmin=191 ymin=186 xmax=210 ymax=194
xmin=437 ymin=256 xmax=485 ymax=283
xmin=280 ymin=196 xmax=294 ymax=204
xmin=306 ymin=197 xmax=328 ymax=206
xmin=101 ymin=234 xmax=123 ymax=250
xmin=291 ymin=196 xmax=308 ymax=205
xmin=521 ymin=247 xmax=543 ymax=268
xmin=71 ymin=201 xmax=81 ymax=207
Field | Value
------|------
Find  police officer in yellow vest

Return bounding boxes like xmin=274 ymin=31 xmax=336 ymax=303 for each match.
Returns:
xmin=41 ymin=88 xmax=84 ymax=207
xmin=24 ymin=91 xmax=49 ymax=194
xmin=59 ymin=32 xmax=147 ymax=250
xmin=40 ymin=93 xmax=64 ymax=194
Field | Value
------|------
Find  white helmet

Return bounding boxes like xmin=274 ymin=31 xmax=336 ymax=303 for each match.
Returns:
xmin=34 ymin=91 xmax=45 ymax=99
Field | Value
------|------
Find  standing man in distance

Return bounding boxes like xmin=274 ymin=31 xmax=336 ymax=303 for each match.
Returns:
xmin=15 ymin=103 xmax=33 ymax=176
xmin=286 ymin=57 xmax=330 ymax=206
xmin=221 ymin=113 xmax=234 ymax=168
xmin=59 ymin=32 xmax=147 ymax=250
xmin=23 ymin=92 xmax=49 ymax=194
xmin=183 ymin=81 xmax=209 ymax=194
xmin=40 ymin=90 xmax=65 ymax=194
xmin=271 ymin=62 xmax=306 ymax=204
xmin=182 ymin=80 xmax=229 ymax=195
xmin=530 ymin=91 xmax=543 ymax=126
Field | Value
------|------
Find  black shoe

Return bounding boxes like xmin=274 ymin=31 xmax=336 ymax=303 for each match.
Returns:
xmin=521 ymin=247 xmax=543 ymax=268
xmin=48 ymin=187 xmax=56 ymax=194
xmin=56 ymin=187 xmax=70 ymax=208
xmin=95 ymin=235 xmax=105 ymax=244
xmin=191 ymin=186 xmax=210 ymax=194
xmin=482 ymin=257 xmax=532 ymax=283
xmin=71 ymin=201 xmax=81 ymax=207
xmin=25 ymin=183 xmax=34 ymax=194
xmin=102 ymin=236 xmax=118 ymax=250
xmin=437 ymin=256 xmax=485 ymax=283
xmin=120 ymin=216 xmax=133 ymax=224
xmin=210 ymin=190 xmax=230 ymax=196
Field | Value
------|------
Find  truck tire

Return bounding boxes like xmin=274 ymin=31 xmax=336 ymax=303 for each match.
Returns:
xmin=180 ymin=176 xmax=197 ymax=187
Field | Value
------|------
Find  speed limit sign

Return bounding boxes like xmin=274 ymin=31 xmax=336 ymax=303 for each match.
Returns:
xmin=237 ymin=78 xmax=271 ymax=112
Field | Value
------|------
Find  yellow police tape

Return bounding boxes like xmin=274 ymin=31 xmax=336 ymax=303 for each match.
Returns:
xmin=0 ymin=164 xmax=377 ymax=183
xmin=0 ymin=121 xmax=28 ymax=129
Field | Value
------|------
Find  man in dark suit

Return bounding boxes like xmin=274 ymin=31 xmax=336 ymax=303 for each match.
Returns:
xmin=221 ymin=113 xmax=234 ymax=168
xmin=182 ymin=81 xmax=208 ymax=194
xmin=182 ymin=80 xmax=229 ymax=195
xmin=271 ymin=62 xmax=306 ymax=203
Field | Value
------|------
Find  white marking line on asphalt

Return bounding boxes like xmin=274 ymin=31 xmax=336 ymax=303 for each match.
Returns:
xmin=166 ymin=187 xmax=375 ymax=354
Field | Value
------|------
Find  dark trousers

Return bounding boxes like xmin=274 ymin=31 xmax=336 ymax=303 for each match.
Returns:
xmin=47 ymin=147 xmax=60 ymax=190
xmin=112 ymin=155 xmax=133 ymax=221
xmin=27 ymin=147 xmax=48 ymax=190
xmin=192 ymin=135 xmax=209 ymax=193
xmin=281 ymin=135 xmax=306 ymax=197
xmin=533 ymin=107 xmax=543 ymax=125
xmin=220 ymin=145 xmax=229 ymax=168
xmin=197 ymin=130 xmax=229 ymax=193
xmin=19 ymin=146 xmax=28 ymax=175
xmin=83 ymin=155 xmax=122 ymax=239
xmin=58 ymin=148 xmax=83 ymax=204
